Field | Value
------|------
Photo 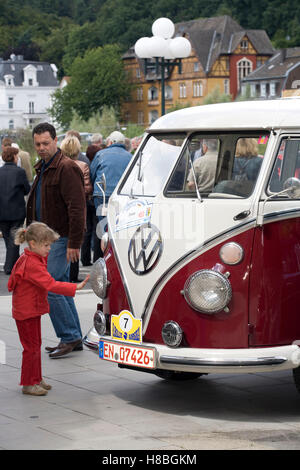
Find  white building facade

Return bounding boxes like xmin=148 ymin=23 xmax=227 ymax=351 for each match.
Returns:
xmin=0 ymin=54 xmax=59 ymax=130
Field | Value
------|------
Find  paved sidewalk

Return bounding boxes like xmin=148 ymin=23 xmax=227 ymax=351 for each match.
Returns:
xmin=2 ymin=239 xmax=300 ymax=450
xmin=2 ymin=289 xmax=300 ymax=450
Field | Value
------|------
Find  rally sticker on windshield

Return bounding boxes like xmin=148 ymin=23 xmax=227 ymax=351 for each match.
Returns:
xmin=115 ymin=199 xmax=152 ymax=232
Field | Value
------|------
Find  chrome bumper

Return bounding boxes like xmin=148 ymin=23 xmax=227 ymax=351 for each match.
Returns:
xmin=83 ymin=328 xmax=300 ymax=374
xmin=83 ymin=327 xmax=99 ymax=351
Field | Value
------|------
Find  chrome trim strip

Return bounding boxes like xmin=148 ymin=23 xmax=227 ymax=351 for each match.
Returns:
xmin=262 ymin=208 xmax=300 ymax=225
xmin=141 ymin=218 xmax=256 ymax=333
xmin=160 ymin=355 xmax=287 ymax=367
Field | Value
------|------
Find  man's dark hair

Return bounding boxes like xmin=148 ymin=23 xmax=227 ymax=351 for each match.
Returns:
xmin=32 ymin=122 xmax=56 ymax=140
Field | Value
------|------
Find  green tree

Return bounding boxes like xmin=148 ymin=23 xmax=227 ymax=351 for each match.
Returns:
xmin=38 ymin=24 xmax=74 ymax=78
xmin=203 ymin=86 xmax=232 ymax=105
xmin=49 ymin=87 xmax=74 ymax=131
xmin=50 ymin=44 xmax=132 ymax=129
xmin=62 ymin=22 xmax=103 ymax=73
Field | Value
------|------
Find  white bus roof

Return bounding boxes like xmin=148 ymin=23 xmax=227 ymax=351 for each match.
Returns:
xmin=150 ymin=98 xmax=300 ymax=132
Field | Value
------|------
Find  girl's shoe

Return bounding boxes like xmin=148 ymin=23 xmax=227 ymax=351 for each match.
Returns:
xmin=39 ymin=379 xmax=52 ymax=390
xmin=22 ymin=384 xmax=48 ymax=396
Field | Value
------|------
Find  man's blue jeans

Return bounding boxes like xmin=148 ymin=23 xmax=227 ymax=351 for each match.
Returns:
xmin=47 ymin=237 xmax=82 ymax=343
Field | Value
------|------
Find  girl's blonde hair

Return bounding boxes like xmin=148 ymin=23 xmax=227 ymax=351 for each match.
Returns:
xmin=15 ymin=222 xmax=59 ymax=246
xmin=61 ymin=135 xmax=81 ymax=160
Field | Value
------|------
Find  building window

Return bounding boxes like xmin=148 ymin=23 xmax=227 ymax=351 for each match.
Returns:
xmin=237 ymin=58 xmax=253 ymax=90
xmin=250 ymin=83 xmax=256 ymax=97
xmin=260 ymin=83 xmax=266 ymax=97
xmin=28 ymin=78 xmax=33 ymax=86
xmin=179 ymin=83 xmax=187 ymax=98
xmin=8 ymin=97 xmax=13 ymax=109
xmin=5 ymin=75 xmax=14 ymax=87
xmin=165 ymin=85 xmax=173 ymax=100
xmin=194 ymin=62 xmax=200 ymax=72
xmin=137 ymin=111 xmax=144 ymax=125
xmin=136 ymin=68 xmax=141 ymax=78
xmin=148 ymin=86 xmax=158 ymax=101
xmin=149 ymin=110 xmax=158 ymax=124
xmin=270 ymin=82 xmax=276 ymax=96
xmin=224 ymin=79 xmax=230 ymax=95
xmin=240 ymin=40 xmax=249 ymax=51
xmin=29 ymin=101 xmax=34 ymax=114
xmin=9 ymin=119 xmax=14 ymax=129
xmin=137 ymin=87 xmax=143 ymax=101
xmin=193 ymin=81 xmax=203 ymax=97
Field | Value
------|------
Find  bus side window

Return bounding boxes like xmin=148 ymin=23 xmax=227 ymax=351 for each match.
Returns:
xmin=269 ymin=139 xmax=300 ymax=194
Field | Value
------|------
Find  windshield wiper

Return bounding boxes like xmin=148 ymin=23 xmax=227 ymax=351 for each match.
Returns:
xmin=137 ymin=151 xmax=143 ymax=182
xmin=129 ymin=151 xmax=144 ymax=198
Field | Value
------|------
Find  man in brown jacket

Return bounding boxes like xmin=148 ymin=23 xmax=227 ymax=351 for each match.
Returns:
xmin=27 ymin=122 xmax=86 ymax=358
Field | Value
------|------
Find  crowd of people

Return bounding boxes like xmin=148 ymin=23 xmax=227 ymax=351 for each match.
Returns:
xmin=0 ymin=123 xmax=133 ymax=396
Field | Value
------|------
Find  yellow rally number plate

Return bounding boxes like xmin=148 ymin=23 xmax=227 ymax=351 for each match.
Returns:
xmin=111 ymin=310 xmax=142 ymax=344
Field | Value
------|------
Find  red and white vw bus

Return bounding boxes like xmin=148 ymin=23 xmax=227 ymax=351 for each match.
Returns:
xmin=84 ymin=98 xmax=300 ymax=390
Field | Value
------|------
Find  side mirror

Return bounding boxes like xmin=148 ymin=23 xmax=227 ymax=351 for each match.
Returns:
xmin=283 ymin=177 xmax=300 ymax=199
xmin=257 ymin=177 xmax=300 ymax=226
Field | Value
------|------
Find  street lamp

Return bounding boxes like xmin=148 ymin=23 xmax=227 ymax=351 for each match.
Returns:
xmin=134 ymin=18 xmax=192 ymax=116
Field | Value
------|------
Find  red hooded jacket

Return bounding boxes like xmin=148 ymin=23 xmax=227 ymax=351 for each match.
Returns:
xmin=8 ymin=248 xmax=77 ymax=321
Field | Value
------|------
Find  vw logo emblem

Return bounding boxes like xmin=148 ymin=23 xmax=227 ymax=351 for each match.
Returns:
xmin=128 ymin=223 xmax=163 ymax=275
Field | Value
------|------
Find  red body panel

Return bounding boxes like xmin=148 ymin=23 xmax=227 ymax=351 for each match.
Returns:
xmin=103 ymin=247 xmax=130 ymax=316
xmin=105 ymin=220 xmax=300 ymax=350
xmin=143 ymin=229 xmax=255 ymax=349
xmin=249 ymin=219 xmax=300 ymax=346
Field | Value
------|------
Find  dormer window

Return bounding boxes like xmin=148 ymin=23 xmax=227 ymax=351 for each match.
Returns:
xmin=4 ymin=74 xmax=14 ymax=87
xmin=23 ymin=65 xmax=38 ymax=87
xmin=240 ymin=39 xmax=249 ymax=51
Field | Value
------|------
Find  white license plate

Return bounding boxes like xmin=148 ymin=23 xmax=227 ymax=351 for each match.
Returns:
xmin=99 ymin=339 xmax=155 ymax=369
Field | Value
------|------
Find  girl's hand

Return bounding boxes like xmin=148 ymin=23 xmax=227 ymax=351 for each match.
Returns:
xmin=76 ymin=275 xmax=90 ymax=290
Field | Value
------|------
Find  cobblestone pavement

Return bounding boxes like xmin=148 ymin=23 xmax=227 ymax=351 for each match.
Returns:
xmin=1 ymin=237 xmax=300 ymax=451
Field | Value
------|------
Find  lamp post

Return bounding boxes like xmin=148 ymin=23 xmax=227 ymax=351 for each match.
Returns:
xmin=134 ymin=18 xmax=192 ymax=116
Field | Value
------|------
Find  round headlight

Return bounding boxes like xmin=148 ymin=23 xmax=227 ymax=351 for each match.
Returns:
xmin=90 ymin=258 xmax=108 ymax=299
xmin=93 ymin=310 xmax=107 ymax=336
xmin=184 ymin=269 xmax=232 ymax=314
xmin=162 ymin=321 xmax=183 ymax=348
xmin=219 ymin=242 xmax=244 ymax=265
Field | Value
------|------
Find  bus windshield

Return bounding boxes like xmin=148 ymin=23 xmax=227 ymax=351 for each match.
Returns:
xmin=119 ymin=133 xmax=186 ymax=197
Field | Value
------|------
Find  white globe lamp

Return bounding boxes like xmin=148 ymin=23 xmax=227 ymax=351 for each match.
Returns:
xmin=170 ymin=36 xmax=192 ymax=58
xmin=134 ymin=37 xmax=152 ymax=58
xmin=152 ymin=17 xmax=175 ymax=39
xmin=147 ymin=36 xmax=168 ymax=58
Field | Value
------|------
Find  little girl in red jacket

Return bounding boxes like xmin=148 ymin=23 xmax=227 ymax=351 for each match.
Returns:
xmin=8 ymin=222 xmax=89 ymax=396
